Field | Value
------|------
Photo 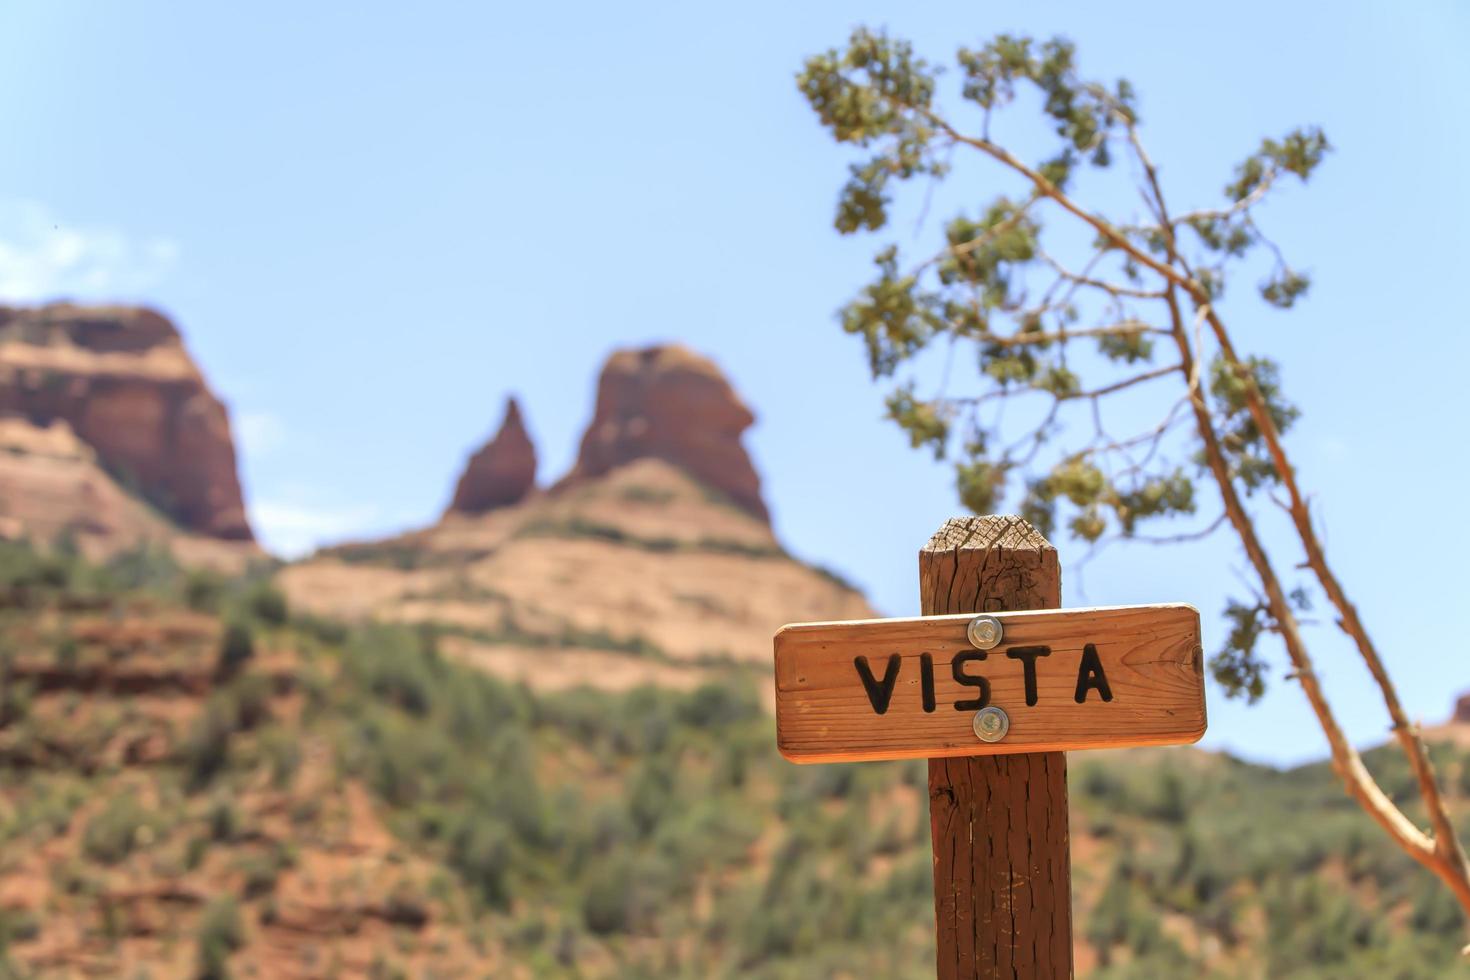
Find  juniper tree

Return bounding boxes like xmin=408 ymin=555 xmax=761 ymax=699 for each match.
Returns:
xmin=799 ymin=29 xmax=1470 ymax=947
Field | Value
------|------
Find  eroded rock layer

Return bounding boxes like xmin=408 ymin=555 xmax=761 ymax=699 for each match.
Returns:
xmin=559 ymin=345 xmax=768 ymax=520
xmin=0 ymin=304 xmax=252 ymax=541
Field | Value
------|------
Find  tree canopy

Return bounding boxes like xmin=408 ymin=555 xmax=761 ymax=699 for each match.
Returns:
xmin=800 ymin=28 xmax=1470 ymax=947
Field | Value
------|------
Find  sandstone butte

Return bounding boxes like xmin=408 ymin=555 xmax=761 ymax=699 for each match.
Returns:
xmin=446 ymin=396 xmax=537 ymax=515
xmin=556 ymin=344 xmax=768 ymax=520
xmin=280 ymin=341 xmax=872 ymax=695
xmin=0 ymin=304 xmax=253 ymax=540
xmin=0 ymin=304 xmax=258 ymax=568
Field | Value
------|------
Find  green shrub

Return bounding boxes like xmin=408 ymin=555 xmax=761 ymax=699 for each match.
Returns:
xmin=236 ymin=853 xmax=283 ymax=898
xmin=244 ymin=582 xmax=289 ymax=626
xmin=582 ymin=857 xmax=636 ymax=935
xmin=52 ymin=635 xmax=80 ymax=670
xmin=207 ymin=796 xmax=240 ymax=842
xmin=344 ymin=627 xmax=440 ymax=717
xmin=184 ymin=835 xmax=210 ymax=871
xmin=0 ymin=539 xmax=74 ymax=594
xmin=0 ymin=677 xmax=34 ymax=728
xmin=295 ymin=614 xmax=348 ymax=646
xmin=101 ymin=543 xmax=181 ymax=593
xmin=196 ymin=896 xmax=244 ymax=980
xmin=216 ymin=622 xmax=255 ymax=677
xmin=676 ymin=682 xmax=761 ymax=728
xmin=184 ymin=571 xmax=224 ymax=612
xmin=383 ymin=879 xmax=431 ymax=928
xmin=447 ymin=817 xmax=511 ymax=910
xmin=182 ymin=701 xmax=236 ymax=790
xmin=82 ymin=793 xmax=154 ymax=865
xmin=259 ymin=728 xmax=302 ymax=789
xmin=0 ymin=906 xmax=40 ymax=951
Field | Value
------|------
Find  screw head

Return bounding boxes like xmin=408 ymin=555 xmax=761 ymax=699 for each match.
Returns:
xmin=973 ymin=706 xmax=1010 ymax=743
xmin=967 ymin=614 xmax=1004 ymax=650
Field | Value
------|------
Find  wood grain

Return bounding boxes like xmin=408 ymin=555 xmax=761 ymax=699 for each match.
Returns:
xmin=921 ymin=516 xmax=1072 ymax=980
xmin=774 ymin=603 xmax=1205 ymax=763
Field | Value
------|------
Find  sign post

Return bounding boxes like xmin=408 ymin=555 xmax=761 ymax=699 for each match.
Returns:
xmin=772 ymin=516 xmax=1207 ymax=978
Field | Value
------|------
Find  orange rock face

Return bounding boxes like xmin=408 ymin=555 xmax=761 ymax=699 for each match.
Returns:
xmin=1456 ymin=692 xmax=1470 ymax=724
xmin=0 ymin=304 xmax=253 ymax=541
xmin=447 ymin=396 xmax=537 ymax=514
xmin=561 ymin=345 xmax=768 ymax=520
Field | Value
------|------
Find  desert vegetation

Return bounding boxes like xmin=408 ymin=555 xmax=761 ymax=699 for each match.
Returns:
xmin=0 ymin=540 xmax=1466 ymax=976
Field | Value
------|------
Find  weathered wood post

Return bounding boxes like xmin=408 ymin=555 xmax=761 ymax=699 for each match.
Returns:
xmin=772 ymin=514 xmax=1206 ymax=980
xmin=922 ymin=516 xmax=1070 ymax=979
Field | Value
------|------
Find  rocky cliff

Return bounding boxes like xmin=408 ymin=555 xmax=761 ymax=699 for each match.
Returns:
xmin=558 ymin=345 xmax=768 ymax=520
xmin=1456 ymin=692 xmax=1470 ymax=724
xmin=0 ymin=304 xmax=253 ymax=542
xmin=282 ymin=344 xmax=865 ymax=695
xmin=446 ymin=397 xmax=536 ymax=515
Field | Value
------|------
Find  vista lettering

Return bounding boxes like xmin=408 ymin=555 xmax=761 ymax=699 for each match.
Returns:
xmin=850 ymin=646 xmax=1113 ymax=714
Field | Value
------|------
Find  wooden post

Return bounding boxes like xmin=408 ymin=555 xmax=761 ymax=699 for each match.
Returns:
xmin=922 ymin=516 xmax=1072 ymax=979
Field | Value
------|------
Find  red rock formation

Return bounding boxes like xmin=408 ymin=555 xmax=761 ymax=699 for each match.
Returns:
xmin=447 ymin=397 xmax=537 ymax=514
xmin=560 ymin=345 xmax=768 ymax=520
xmin=0 ymin=304 xmax=253 ymax=541
xmin=1456 ymin=692 xmax=1470 ymax=724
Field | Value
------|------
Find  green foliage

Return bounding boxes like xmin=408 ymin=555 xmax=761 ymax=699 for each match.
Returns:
xmin=98 ymin=543 xmax=184 ymax=594
xmin=184 ymin=570 xmax=225 ymax=613
xmin=797 ymin=29 xmax=942 ymax=234
xmin=207 ymin=796 xmax=240 ymax=842
xmin=181 ymin=677 xmax=272 ymax=790
xmin=1225 ymin=127 xmax=1331 ymax=201
xmin=8 ymin=547 xmax=1465 ymax=976
xmin=1017 ymin=458 xmax=1195 ymax=544
xmin=800 ymin=29 xmax=1335 ymax=704
xmin=955 ymin=457 xmax=1009 ymax=516
xmin=82 ymin=793 xmax=156 ymax=865
xmin=839 ymin=246 xmax=945 ymax=377
xmin=243 ymin=582 xmax=289 ymax=626
xmin=884 ymin=385 xmax=948 ymax=457
xmin=1261 ymin=268 xmax=1312 ymax=309
xmin=196 ymin=896 xmax=244 ymax=980
xmin=1212 ymin=600 xmax=1269 ymax=702
xmin=582 ymin=854 xmax=672 ymax=935
xmin=0 ymin=541 xmax=74 ymax=594
xmin=215 ymin=621 xmax=255 ymax=678
xmin=0 ymin=907 xmax=40 ymax=953
xmin=1204 ymin=354 xmax=1301 ymax=492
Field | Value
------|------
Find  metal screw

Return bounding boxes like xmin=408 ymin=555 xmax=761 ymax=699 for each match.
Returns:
xmin=967 ymin=614 xmax=1004 ymax=650
xmin=973 ymin=706 xmax=1010 ymax=743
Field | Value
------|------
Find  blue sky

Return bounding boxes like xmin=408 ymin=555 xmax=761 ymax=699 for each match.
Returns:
xmin=2 ymin=1 xmax=1467 ymax=765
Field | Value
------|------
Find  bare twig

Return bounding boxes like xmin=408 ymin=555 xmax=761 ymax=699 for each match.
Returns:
xmin=1126 ymin=512 xmax=1228 ymax=544
xmin=1037 ymin=250 xmax=1168 ymax=299
xmin=1062 ymin=363 xmax=1181 ymax=401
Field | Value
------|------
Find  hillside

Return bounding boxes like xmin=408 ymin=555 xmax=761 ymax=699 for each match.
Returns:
xmin=2 ymin=307 xmax=1469 ymax=975
xmin=0 ymin=541 xmax=1468 ymax=977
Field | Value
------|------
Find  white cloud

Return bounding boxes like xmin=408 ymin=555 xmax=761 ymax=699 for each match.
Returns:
xmin=0 ymin=200 xmax=179 ymax=302
xmin=248 ymin=499 xmax=386 ymax=560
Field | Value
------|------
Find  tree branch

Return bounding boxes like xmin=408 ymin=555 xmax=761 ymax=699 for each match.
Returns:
xmin=978 ymin=321 xmax=1165 ymax=348
xmin=1037 ymin=250 xmax=1167 ymax=300
xmin=1062 ymin=363 xmax=1180 ymax=400
xmin=1128 ymin=131 xmax=1470 ymax=916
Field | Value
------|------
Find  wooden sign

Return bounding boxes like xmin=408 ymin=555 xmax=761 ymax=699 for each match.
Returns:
xmin=774 ymin=603 xmax=1205 ymax=763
